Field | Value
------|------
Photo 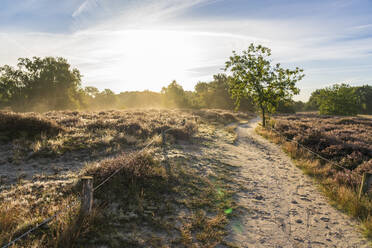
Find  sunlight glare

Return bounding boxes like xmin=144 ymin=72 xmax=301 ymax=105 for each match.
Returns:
xmin=104 ymin=29 xmax=201 ymax=91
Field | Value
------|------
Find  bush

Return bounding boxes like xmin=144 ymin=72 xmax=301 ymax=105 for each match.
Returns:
xmin=0 ymin=111 xmax=63 ymax=141
xmin=192 ymin=109 xmax=254 ymax=124
xmin=83 ymin=152 xmax=156 ymax=185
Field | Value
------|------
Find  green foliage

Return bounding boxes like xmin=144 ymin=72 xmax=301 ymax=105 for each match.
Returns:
xmin=95 ymin=89 xmax=117 ymax=109
xmin=0 ymin=57 xmax=82 ymax=112
xmin=117 ymin=90 xmax=163 ymax=109
xmin=305 ymin=89 xmax=322 ymax=111
xmin=225 ymin=43 xmax=304 ymax=126
xmin=195 ymin=74 xmax=233 ymax=109
xmin=312 ymin=84 xmax=360 ymax=116
xmin=355 ymin=85 xmax=372 ymax=114
xmin=194 ymin=74 xmax=255 ymax=111
xmin=276 ymin=100 xmax=306 ymax=113
xmin=305 ymin=84 xmax=372 ymax=115
xmin=161 ymin=80 xmax=190 ymax=108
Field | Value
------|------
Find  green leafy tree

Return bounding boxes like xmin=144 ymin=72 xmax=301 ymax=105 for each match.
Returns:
xmin=117 ymin=90 xmax=163 ymax=109
xmin=161 ymin=80 xmax=190 ymax=108
xmin=84 ymin=86 xmax=100 ymax=98
xmin=355 ymin=85 xmax=372 ymax=114
xmin=194 ymin=74 xmax=255 ymax=111
xmin=194 ymin=74 xmax=234 ymax=109
xmin=207 ymin=74 xmax=235 ymax=109
xmin=276 ymin=100 xmax=305 ymax=113
xmin=225 ymin=43 xmax=304 ymax=126
xmin=0 ymin=57 xmax=82 ymax=111
xmin=95 ymin=89 xmax=117 ymax=109
xmin=317 ymin=84 xmax=360 ymax=116
xmin=305 ymin=89 xmax=322 ymax=111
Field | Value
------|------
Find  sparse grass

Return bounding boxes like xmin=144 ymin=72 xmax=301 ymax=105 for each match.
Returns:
xmin=256 ymin=123 xmax=372 ymax=240
xmin=0 ymin=109 xmax=252 ymax=247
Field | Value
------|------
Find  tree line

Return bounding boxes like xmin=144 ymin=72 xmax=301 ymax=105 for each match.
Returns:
xmin=303 ymin=84 xmax=372 ymax=115
xmin=0 ymin=57 xmax=256 ymax=112
xmin=0 ymin=45 xmax=371 ymax=122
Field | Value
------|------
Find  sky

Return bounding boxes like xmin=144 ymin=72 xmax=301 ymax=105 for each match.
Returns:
xmin=1 ymin=0 xmax=372 ymax=101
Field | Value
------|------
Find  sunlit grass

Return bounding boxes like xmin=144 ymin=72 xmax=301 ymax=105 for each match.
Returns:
xmin=0 ymin=109 xmax=252 ymax=247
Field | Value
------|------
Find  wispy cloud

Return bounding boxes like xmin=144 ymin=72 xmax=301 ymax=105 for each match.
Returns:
xmin=72 ymin=0 xmax=99 ymax=18
xmin=0 ymin=0 xmax=371 ymax=100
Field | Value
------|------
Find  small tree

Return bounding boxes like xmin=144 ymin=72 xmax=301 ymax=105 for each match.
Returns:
xmin=225 ymin=43 xmax=304 ymax=126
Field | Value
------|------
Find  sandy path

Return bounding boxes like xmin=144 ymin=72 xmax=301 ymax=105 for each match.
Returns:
xmin=222 ymin=118 xmax=369 ymax=248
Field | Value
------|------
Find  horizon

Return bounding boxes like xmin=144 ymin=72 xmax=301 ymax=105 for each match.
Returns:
xmin=1 ymin=0 xmax=372 ymax=101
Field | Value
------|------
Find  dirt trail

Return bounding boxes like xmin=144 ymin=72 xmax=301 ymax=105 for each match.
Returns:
xmin=221 ymin=118 xmax=369 ymax=248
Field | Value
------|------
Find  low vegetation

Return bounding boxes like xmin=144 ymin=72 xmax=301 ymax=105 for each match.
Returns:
xmin=0 ymin=112 xmax=63 ymax=141
xmin=0 ymin=109 xmax=253 ymax=247
xmin=256 ymin=113 xmax=372 ymax=238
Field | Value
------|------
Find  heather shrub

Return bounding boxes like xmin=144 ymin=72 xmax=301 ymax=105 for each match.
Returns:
xmin=273 ymin=114 xmax=372 ymax=186
xmin=191 ymin=109 xmax=254 ymax=124
xmin=0 ymin=111 xmax=63 ymax=141
xmin=82 ymin=151 xmax=157 ymax=186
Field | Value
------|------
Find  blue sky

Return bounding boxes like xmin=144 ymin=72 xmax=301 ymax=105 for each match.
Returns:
xmin=1 ymin=0 xmax=372 ymax=101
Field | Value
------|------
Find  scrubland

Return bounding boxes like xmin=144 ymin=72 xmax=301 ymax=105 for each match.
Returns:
xmin=0 ymin=109 xmax=254 ymax=247
xmin=256 ymin=113 xmax=372 ymax=238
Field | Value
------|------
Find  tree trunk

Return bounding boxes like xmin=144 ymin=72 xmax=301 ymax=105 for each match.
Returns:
xmin=261 ymin=106 xmax=266 ymax=127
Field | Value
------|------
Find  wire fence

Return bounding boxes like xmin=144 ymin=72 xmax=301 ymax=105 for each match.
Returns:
xmin=2 ymin=194 xmax=80 ymax=248
xmin=265 ymin=124 xmax=350 ymax=171
xmin=2 ymin=125 xmax=178 ymax=248
xmin=2 ymin=216 xmax=56 ymax=248
xmin=264 ymin=122 xmax=372 ymax=200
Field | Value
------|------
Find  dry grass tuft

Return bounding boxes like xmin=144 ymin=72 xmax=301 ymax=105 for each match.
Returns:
xmin=191 ymin=109 xmax=255 ymax=125
xmin=0 ymin=111 xmax=63 ymax=141
xmin=82 ymin=151 xmax=158 ymax=188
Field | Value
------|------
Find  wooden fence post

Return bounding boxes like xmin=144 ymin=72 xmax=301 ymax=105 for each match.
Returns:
xmin=81 ymin=176 xmax=93 ymax=215
xmin=161 ymin=130 xmax=166 ymax=146
xmin=359 ymin=173 xmax=372 ymax=200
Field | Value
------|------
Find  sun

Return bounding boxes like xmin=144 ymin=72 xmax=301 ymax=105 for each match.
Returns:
xmin=100 ymin=29 xmax=201 ymax=91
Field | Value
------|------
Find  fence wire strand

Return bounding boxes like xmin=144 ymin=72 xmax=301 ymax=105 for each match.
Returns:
xmin=266 ymin=125 xmax=349 ymax=171
xmin=1 ymin=195 xmax=80 ymax=248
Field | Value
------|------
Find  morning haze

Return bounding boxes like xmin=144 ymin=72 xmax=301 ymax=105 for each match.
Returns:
xmin=0 ymin=1 xmax=372 ymax=247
